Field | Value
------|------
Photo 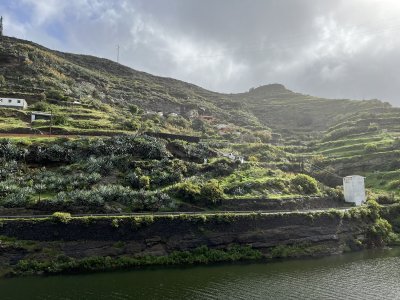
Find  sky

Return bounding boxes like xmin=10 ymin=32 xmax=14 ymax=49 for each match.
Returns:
xmin=1 ymin=0 xmax=400 ymax=106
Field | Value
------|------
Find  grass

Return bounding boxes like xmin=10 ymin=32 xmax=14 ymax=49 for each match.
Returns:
xmin=0 ymin=117 xmax=28 ymax=130
xmin=365 ymin=170 xmax=400 ymax=196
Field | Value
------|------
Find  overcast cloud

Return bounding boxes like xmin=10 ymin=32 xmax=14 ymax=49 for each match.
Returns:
xmin=2 ymin=0 xmax=400 ymax=105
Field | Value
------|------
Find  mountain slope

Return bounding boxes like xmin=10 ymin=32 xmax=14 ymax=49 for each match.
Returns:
xmin=0 ymin=36 xmax=392 ymax=137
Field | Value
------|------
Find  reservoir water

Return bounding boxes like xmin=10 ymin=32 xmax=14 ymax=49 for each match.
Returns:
xmin=1 ymin=248 xmax=400 ymax=300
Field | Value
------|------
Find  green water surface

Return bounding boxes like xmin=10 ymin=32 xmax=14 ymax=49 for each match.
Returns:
xmin=1 ymin=248 xmax=400 ymax=300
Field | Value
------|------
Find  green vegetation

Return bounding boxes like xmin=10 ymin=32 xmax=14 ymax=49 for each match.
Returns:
xmin=51 ymin=212 xmax=72 ymax=223
xmin=13 ymin=245 xmax=262 ymax=276
xmin=0 ymin=35 xmax=400 ymax=278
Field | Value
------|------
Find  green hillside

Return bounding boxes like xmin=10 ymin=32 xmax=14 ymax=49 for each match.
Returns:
xmin=0 ymin=36 xmax=391 ymax=137
xmin=0 ymin=35 xmax=399 ymax=214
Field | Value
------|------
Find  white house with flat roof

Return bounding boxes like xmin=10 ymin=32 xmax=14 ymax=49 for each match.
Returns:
xmin=343 ymin=175 xmax=366 ymax=206
xmin=0 ymin=97 xmax=27 ymax=109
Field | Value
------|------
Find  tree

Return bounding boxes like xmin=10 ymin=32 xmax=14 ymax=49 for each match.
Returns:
xmin=192 ymin=118 xmax=205 ymax=132
xmin=291 ymin=174 xmax=319 ymax=194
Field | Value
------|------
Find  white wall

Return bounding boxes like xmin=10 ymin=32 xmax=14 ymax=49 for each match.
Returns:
xmin=343 ymin=175 xmax=366 ymax=206
xmin=0 ymin=98 xmax=27 ymax=109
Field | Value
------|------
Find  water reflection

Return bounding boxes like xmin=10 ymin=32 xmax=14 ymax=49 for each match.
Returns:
xmin=1 ymin=248 xmax=400 ymax=300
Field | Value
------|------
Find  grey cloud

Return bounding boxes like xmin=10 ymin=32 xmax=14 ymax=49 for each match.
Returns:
xmin=3 ymin=0 xmax=400 ymax=105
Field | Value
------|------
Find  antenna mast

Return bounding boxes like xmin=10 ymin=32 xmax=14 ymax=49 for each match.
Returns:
xmin=117 ymin=44 xmax=120 ymax=63
xmin=0 ymin=16 xmax=3 ymax=37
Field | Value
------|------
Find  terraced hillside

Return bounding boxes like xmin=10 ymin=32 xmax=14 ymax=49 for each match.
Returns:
xmin=0 ymin=35 xmax=399 ymax=210
xmin=307 ymin=108 xmax=400 ymax=200
xmin=0 ymin=36 xmax=391 ymax=138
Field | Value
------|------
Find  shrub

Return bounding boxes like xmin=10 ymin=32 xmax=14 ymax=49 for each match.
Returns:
xmin=53 ymin=115 xmax=69 ymax=125
xmin=325 ymin=187 xmax=344 ymax=201
xmin=123 ymin=120 xmax=140 ymax=130
xmin=0 ymin=139 xmax=26 ymax=161
xmin=0 ymin=187 xmax=35 ymax=207
xmin=206 ymin=158 xmax=237 ymax=176
xmin=199 ymin=180 xmax=224 ymax=205
xmin=367 ymin=218 xmax=394 ymax=247
xmin=51 ymin=212 xmax=72 ymax=223
xmin=139 ymin=175 xmax=150 ymax=190
xmin=128 ymin=104 xmax=139 ymax=114
xmin=388 ymin=180 xmax=400 ymax=190
xmin=253 ymin=130 xmax=272 ymax=143
xmin=291 ymin=174 xmax=319 ymax=194
xmin=173 ymin=182 xmax=201 ymax=203
xmin=364 ymin=143 xmax=378 ymax=153
xmin=31 ymin=101 xmax=52 ymax=112
xmin=376 ymin=193 xmax=397 ymax=205
xmin=46 ymin=89 xmax=64 ymax=100
xmin=248 ymin=156 xmax=259 ymax=162
xmin=151 ymin=170 xmax=182 ymax=186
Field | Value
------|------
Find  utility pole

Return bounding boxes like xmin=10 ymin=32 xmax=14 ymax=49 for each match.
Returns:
xmin=117 ymin=44 xmax=120 ymax=63
xmin=0 ymin=16 xmax=3 ymax=37
xmin=49 ymin=110 xmax=53 ymax=136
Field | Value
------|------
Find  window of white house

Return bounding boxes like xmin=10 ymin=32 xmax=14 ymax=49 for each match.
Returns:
xmin=17 ymin=100 xmax=21 ymax=103
xmin=8 ymin=99 xmax=12 ymax=103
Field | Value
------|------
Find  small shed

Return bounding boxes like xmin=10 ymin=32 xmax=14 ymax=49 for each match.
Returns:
xmin=31 ymin=111 xmax=52 ymax=122
xmin=0 ymin=97 xmax=28 ymax=109
xmin=343 ymin=175 xmax=366 ymax=206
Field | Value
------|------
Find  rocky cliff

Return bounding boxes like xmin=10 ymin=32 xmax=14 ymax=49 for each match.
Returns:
xmin=0 ymin=209 xmax=374 ymax=275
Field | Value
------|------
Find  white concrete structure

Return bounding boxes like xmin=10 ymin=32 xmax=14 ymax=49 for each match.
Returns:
xmin=223 ymin=152 xmax=236 ymax=160
xmin=221 ymin=152 xmax=244 ymax=163
xmin=343 ymin=175 xmax=366 ymax=206
xmin=31 ymin=111 xmax=52 ymax=122
xmin=0 ymin=97 xmax=27 ymax=109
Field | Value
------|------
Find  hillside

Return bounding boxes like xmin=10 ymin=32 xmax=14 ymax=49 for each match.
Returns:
xmin=0 ymin=35 xmax=399 ymax=214
xmin=0 ymin=36 xmax=400 ymax=279
xmin=0 ymin=36 xmax=391 ymax=138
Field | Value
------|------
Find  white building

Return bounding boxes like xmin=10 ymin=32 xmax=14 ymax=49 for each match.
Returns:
xmin=223 ymin=152 xmax=236 ymax=160
xmin=343 ymin=175 xmax=366 ymax=206
xmin=0 ymin=97 xmax=28 ymax=109
xmin=31 ymin=111 xmax=52 ymax=122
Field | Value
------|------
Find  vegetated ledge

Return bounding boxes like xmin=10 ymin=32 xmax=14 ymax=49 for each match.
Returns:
xmin=0 ymin=208 xmax=378 ymax=277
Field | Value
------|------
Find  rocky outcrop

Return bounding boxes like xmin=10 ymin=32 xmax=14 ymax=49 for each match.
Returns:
xmin=0 ymin=211 xmax=373 ymax=266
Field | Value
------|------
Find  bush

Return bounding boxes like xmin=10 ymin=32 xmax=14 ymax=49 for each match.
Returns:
xmin=376 ymin=193 xmax=397 ymax=205
xmin=325 ymin=187 xmax=344 ymax=201
xmin=139 ymin=175 xmax=150 ymax=190
xmin=46 ymin=89 xmax=64 ymax=100
xmin=128 ymin=104 xmax=139 ymax=114
xmin=199 ymin=180 xmax=224 ymax=205
xmin=364 ymin=143 xmax=378 ymax=153
xmin=53 ymin=115 xmax=69 ymax=125
xmin=206 ymin=158 xmax=237 ymax=176
xmin=51 ymin=212 xmax=72 ymax=223
xmin=31 ymin=101 xmax=52 ymax=112
xmin=173 ymin=182 xmax=201 ymax=203
xmin=367 ymin=218 xmax=394 ymax=247
xmin=253 ymin=130 xmax=272 ymax=143
xmin=0 ymin=187 xmax=35 ymax=207
xmin=291 ymin=174 xmax=319 ymax=194
xmin=388 ymin=180 xmax=400 ymax=190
